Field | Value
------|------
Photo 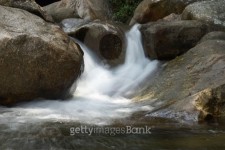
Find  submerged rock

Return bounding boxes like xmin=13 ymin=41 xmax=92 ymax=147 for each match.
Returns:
xmin=129 ymin=0 xmax=201 ymax=26
xmin=0 ymin=0 xmax=53 ymax=22
xmin=66 ymin=21 xmax=125 ymax=66
xmin=140 ymin=20 xmax=210 ymax=60
xmin=137 ymin=39 xmax=225 ymax=122
xmin=44 ymin=0 xmax=111 ymax=22
xmin=182 ymin=0 xmax=225 ymax=27
xmin=0 ymin=6 xmax=83 ymax=105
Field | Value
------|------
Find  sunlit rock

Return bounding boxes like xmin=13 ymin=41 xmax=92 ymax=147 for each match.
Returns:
xmin=129 ymin=0 xmax=201 ymax=26
xmin=182 ymin=0 xmax=225 ymax=27
xmin=44 ymin=0 xmax=111 ymax=22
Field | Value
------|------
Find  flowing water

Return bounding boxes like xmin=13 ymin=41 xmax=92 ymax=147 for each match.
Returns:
xmin=0 ymin=25 xmax=225 ymax=150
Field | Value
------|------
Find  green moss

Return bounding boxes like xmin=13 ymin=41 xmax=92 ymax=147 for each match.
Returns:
xmin=109 ymin=0 xmax=142 ymax=23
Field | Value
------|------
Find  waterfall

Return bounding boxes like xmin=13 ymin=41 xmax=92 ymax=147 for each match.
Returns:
xmin=76 ymin=24 xmax=158 ymax=97
xmin=0 ymin=25 xmax=158 ymax=125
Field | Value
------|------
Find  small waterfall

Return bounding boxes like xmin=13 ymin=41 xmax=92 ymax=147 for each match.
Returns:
xmin=76 ymin=24 xmax=158 ymax=97
xmin=0 ymin=25 xmax=158 ymax=126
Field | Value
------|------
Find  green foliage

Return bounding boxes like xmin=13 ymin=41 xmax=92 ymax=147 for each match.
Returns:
xmin=109 ymin=0 xmax=142 ymax=23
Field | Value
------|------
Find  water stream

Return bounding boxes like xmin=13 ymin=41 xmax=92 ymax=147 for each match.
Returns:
xmin=1 ymin=25 xmax=225 ymax=150
xmin=0 ymin=25 xmax=158 ymax=126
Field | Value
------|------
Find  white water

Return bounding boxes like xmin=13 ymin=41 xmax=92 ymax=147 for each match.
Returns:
xmin=0 ymin=25 xmax=158 ymax=126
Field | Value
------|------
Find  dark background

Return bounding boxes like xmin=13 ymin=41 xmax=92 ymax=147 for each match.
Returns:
xmin=35 ymin=0 xmax=60 ymax=6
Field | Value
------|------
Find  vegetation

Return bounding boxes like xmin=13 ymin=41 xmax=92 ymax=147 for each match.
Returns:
xmin=109 ymin=0 xmax=142 ymax=23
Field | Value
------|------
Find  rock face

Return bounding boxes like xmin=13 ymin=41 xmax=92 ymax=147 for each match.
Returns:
xmin=140 ymin=20 xmax=210 ymax=60
xmin=137 ymin=39 xmax=225 ymax=122
xmin=182 ymin=0 xmax=225 ymax=27
xmin=200 ymin=31 xmax=225 ymax=43
xmin=148 ymin=84 xmax=225 ymax=122
xmin=0 ymin=0 xmax=53 ymax=22
xmin=0 ymin=6 xmax=84 ymax=105
xmin=129 ymin=0 xmax=200 ymax=26
xmin=65 ymin=21 xmax=125 ymax=66
xmin=44 ymin=0 xmax=111 ymax=22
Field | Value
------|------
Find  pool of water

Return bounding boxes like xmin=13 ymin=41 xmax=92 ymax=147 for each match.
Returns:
xmin=1 ymin=116 xmax=225 ymax=150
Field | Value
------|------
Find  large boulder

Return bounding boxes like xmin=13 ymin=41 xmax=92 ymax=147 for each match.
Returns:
xmin=65 ymin=21 xmax=126 ymax=66
xmin=0 ymin=6 xmax=84 ymax=105
xmin=129 ymin=0 xmax=201 ymax=26
xmin=182 ymin=0 xmax=225 ymax=27
xmin=140 ymin=20 xmax=210 ymax=60
xmin=44 ymin=0 xmax=111 ymax=22
xmin=0 ymin=0 xmax=53 ymax=22
xmin=137 ymin=39 xmax=225 ymax=122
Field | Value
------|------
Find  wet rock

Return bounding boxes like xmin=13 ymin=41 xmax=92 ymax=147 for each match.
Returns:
xmin=182 ymin=0 xmax=225 ymax=27
xmin=66 ymin=21 xmax=125 ymax=66
xmin=137 ymin=40 xmax=225 ymax=122
xmin=199 ymin=31 xmax=225 ymax=43
xmin=44 ymin=0 xmax=111 ymax=22
xmin=0 ymin=6 xmax=84 ymax=105
xmin=140 ymin=20 xmax=209 ymax=60
xmin=129 ymin=0 xmax=201 ymax=26
xmin=0 ymin=0 xmax=53 ymax=22
xmin=148 ymin=84 xmax=225 ymax=122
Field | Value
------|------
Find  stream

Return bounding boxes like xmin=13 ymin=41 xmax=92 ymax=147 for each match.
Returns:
xmin=0 ymin=25 xmax=225 ymax=150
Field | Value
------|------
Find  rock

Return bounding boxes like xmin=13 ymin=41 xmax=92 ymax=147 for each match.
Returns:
xmin=140 ymin=20 xmax=209 ymax=60
xmin=0 ymin=0 xmax=53 ymax=22
xmin=200 ymin=31 xmax=225 ymax=43
xmin=148 ymin=84 xmax=225 ymax=122
xmin=161 ymin=13 xmax=181 ymax=22
xmin=182 ymin=0 xmax=225 ymax=27
xmin=60 ymin=18 xmax=90 ymax=32
xmin=0 ymin=6 xmax=84 ymax=105
xmin=193 ymin=85 xmax=225 ymax=121
xmin=137 ymin=40 xmax=225 ymax=122
xmin=43 ymin=1 xmax=78 ymax=22
xmin=66 ymin=21 xmax=125 ymax=66
xmin=129 ymin=0 xmax=200 ymax=26
xmin=44 ymin=0 xmax=111 ymax=22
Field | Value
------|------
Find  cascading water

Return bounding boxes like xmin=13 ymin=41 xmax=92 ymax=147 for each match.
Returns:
xmin=0 ymin=25 xmax=158 ymax=126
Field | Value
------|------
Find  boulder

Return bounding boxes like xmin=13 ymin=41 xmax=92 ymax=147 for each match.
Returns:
xmin=66 ymin=21 xmax=125 ymax=66
xmin=137 ymin=40 xmax=225 ymax=122
xmin=44 ymin=0 xmax=111 ymax=22
xmin=0 ymin=0 xmax=53 ymax=22
xmin=0 ymin=6 xmax=84 ymax=105
xmin=140 ymin=20 xmax=209 ymax=60
xmin=129 ymin=0 xmax=201 ymax=26
xmin=182 ymin=0 xmax=225 ymax=27
xmin=43 ymin=1 xmax=78 ymax=22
